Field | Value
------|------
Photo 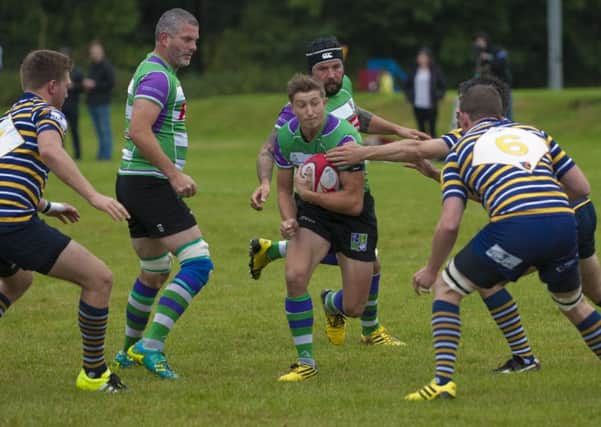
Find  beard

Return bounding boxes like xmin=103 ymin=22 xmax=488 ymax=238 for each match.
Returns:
xmin=324 ymin=79 xmax=342 ymax=97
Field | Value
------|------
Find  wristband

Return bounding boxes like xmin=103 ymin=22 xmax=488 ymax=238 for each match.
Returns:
xmin=41 ymin=201 xmax=67 ymax=214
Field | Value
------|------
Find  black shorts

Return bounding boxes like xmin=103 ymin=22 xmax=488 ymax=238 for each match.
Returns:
xmin=116 ymin=175 xmax=197 ymax=239
xmin=297 ymin=192 xmax=377 ymax=262
xmin=575 ymin=199 xmax=596 ymax=259
xmin=0 ymin=216 xmax=71 ymax=275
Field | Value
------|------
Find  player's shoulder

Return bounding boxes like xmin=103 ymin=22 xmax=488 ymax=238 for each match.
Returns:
xmin=341 ymin=75 xmax=353 ymax=94
xmin=38 ymin=106 xmax=68 ymax=133
xmin=277 ymin=116 xmax=299 ymax=140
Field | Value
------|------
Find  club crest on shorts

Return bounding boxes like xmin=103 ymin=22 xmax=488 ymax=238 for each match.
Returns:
xmin=350 ymin=233 xmax=368 ymax=252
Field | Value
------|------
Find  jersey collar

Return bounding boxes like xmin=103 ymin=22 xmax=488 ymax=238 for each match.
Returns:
xmin=147 ymin=52 xmax=176 ymax=74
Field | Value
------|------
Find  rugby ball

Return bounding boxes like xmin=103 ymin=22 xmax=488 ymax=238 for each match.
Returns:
xmin=299 ymin=153 xmax=340 ymax=193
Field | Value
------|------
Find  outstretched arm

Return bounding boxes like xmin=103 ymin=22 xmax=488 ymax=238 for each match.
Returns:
xmin=357 ymin=107 xmax=430 ymax=140
xmin=327 ymin=138 xmax=449 ymax=166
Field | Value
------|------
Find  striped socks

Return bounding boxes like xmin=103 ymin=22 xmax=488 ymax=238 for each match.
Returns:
xmin=361 ymin=273 xmax=381 ymax=336
xmin=432 ymin=300 xmax=461 ymax=385
xmin=323 ymin=290 xmax=344 ymax=315
xmin=577 ymin=310 xmax=601 ymax=359
xmin=79 ymin=300 xmax=108 ymax=378
xmin=0 ymin=292 xmax=11 ymax=318
xmin=483 ymin=288 xmax=534 ymax=360
xmin=285 ymin=293 xmax=314 ymax=367
xmin=122 ymin=279 xmax=159 ymax=351
xmin=266 ymin=241 xmax=287 ymax=260
xmin=143 ymin=259 xmax=211 ymax=351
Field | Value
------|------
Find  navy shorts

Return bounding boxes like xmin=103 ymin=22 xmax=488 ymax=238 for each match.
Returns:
xmin=0 ymin=216 xmax=71 ymax=275
xmin=116 ymin=175 xmax=197 ymax=239
xmin=454 ymin=214 xmax=580 ymax=293
xmin=297 ymin=192 xmax=377 ymax=262
xmin=575 ymin=199 xmax=596 ymax=259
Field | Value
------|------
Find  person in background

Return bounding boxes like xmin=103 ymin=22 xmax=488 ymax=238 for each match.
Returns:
xmin=473 ymin=32 xmax=512 ymax=119
xmin=83 ymin=41 xmax=115 ymax=160
xmin=403 ymin=47 xmax=446 ymax=137
xmin=60 ymin=47 xmax=84 ymax=160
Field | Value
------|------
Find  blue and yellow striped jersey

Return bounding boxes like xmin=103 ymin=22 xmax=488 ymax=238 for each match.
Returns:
xmin=441 ymin=119 xmax=575 ymax=222
xmin=0 ymin=92 xmax=67 ymax=224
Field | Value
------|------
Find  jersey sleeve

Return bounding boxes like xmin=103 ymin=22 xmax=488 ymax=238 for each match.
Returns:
xmin=273 ymin=135 xmax=293 ymax=169
xmin=441 ymin=151 xmax=468 ymax=203
xmin=274 ymin=103 xmax=295 ymax=129
xmin=545 ymin=132 xmax=575 ymax=179
xmin=441 ymin=128 xmax=463 ymax=150
xmin=35 ymin=107 xmax=67 ymax=138
xmin=135 ymin=71 xmax=170 ymax=108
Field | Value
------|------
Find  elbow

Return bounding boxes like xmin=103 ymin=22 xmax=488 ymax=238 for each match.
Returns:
xmin=348 ymin=197 xmax=364 ymax=216
xmin=128 ymin=126 xmax=143 ymax=142
xmin=439 ymin=219 xmax=460 ymax=235
xmin=39 ymin=145 xmax=60 ymax=165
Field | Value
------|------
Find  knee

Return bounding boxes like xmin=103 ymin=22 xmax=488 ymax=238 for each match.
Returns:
xmin=95 ymin=268 xmax=113 ymax=295
xmin=139 ymin=271 xmax=170 ymax=289
xmin=285 ymin=268 xmax=309 ymax=295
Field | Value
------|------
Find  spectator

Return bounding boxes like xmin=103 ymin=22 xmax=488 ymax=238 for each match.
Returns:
xmin=60 ymin=47 xmax=84 ymax=160
xmin=83 ymin=41 xmax=115 ymax=160
xmin=403 ymin=47 xmax=446 ymax=137
xmin=473 ymin=31 xmax=513 ymax=119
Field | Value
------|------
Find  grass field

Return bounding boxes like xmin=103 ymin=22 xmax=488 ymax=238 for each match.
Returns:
xmin=1 ymin=88 xmax=601 ymax=426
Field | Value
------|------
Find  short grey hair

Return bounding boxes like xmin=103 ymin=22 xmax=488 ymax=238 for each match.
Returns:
xmin=155 ymin=8 xmax=199 ymax=41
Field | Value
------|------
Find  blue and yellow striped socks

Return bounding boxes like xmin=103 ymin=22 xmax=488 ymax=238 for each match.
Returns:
xmin=79 ymin=300 xmax=108 ymax=378
xmin=483 ymin=288 xmax=534 ymax=360
xmin=432 ymin=300 xmax=461 ymax=385
xmin=577 ymin=310 xmax=601 ymax=359
xmin=285 ymin=293 xmax=315 ymax=367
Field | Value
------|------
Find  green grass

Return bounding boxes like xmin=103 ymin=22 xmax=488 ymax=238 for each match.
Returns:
xmin=2 ymin=89 xmax=601 ymax=426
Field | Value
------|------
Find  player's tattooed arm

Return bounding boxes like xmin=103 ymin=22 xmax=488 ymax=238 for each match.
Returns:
xmin=250 ymin=129 xmax=277 ymax=210
xmin=257 ymin=129 xmax=277 ymax=183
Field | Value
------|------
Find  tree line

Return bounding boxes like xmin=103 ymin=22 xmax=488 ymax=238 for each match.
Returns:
xmin=1 ymin=0 xmax=599 ymax=97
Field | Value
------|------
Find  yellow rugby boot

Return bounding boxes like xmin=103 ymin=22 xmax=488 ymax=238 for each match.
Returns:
xmin=404 ymin=379 xmax=456 ymax=401
xmin=75 ymin=368 xmax=127 ymax=392
xmin=360 ymin=325 xmax=406 ymax=347
xmin=278 ymin=362 xmax=318 ymax=382
xmin=320 ymin=289 xmax=346 ymax=345
xmin=249 ymin=238 xmax=273 ymax=280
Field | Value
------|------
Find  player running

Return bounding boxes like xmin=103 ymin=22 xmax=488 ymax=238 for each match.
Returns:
xmin=275 ymin=74 xmax=381 ymax=381
xmin=249 ymin=36 xmax=425 ymax=347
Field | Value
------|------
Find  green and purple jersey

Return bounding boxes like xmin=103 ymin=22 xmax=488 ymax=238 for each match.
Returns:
xmin=274 ymin=113 xmax=369 ymax=192
xmin=119 ymin=52 xmax=188 ymax=178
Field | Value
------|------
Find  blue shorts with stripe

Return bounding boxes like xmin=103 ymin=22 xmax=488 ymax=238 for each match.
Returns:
xmin=0 ymin=216 xmax=71 ymax=276
xmin=454 ymin=214 xmax=580 ymax=293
